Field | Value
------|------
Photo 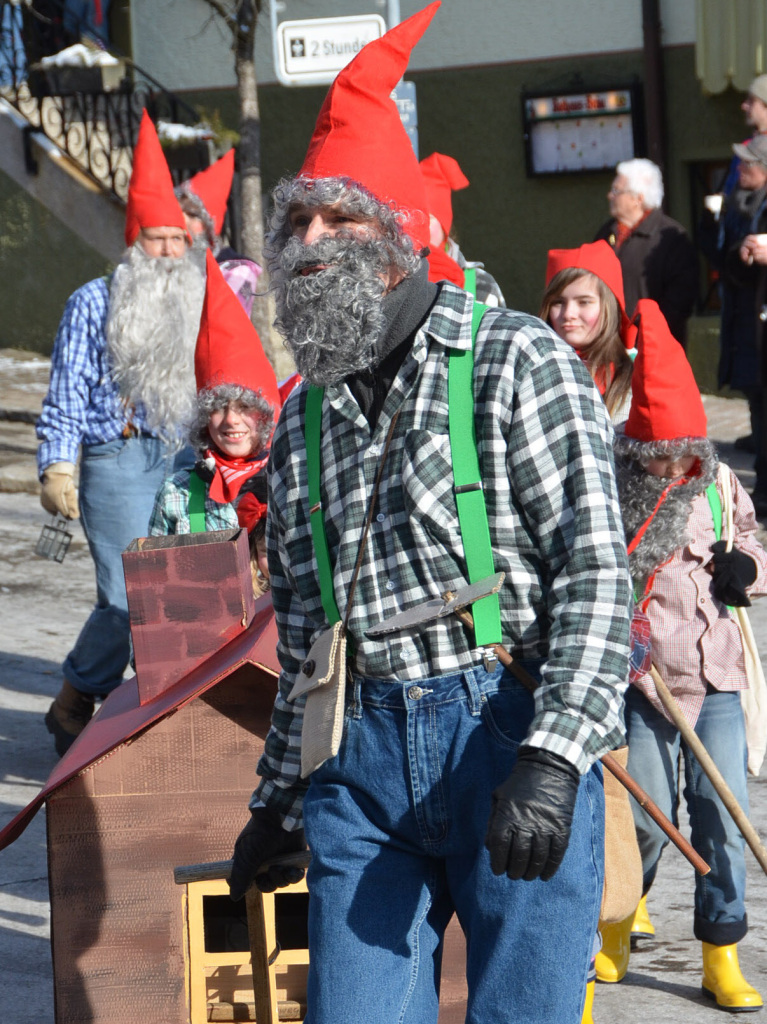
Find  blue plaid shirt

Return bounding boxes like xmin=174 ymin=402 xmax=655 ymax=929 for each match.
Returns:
xmin=36 ymin=277 xmax=157 ymax=473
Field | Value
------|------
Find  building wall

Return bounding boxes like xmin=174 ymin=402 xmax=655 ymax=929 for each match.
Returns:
xmin=129 ymin=0 xmax=696 ymax=91
xmin=182 ymin=41 xmax=744 ymax=321
xmin=0 ymin=170 xmax=111 ymax=353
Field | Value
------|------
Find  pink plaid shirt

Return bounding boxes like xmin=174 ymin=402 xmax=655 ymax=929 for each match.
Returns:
xmin=633 ymin=465 xmax=767 ymax=728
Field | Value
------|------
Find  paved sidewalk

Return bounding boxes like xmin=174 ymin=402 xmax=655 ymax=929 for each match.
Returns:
xmin=1 ymin=348 xmax=767 ymax=1023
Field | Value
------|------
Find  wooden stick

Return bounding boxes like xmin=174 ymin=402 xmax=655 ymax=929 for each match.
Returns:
xmin=650 ymin=665 xmax=767 ymax=877
xmin=446 ymin=598 xmax=710 ymax=876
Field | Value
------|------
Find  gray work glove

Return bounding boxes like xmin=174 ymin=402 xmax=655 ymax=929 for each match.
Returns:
xmin=485 ymin=746 xmax=580 ymax=882
xmin=229 ymin=806 xmax=307 ymax=900
xmin=40 ymin=461 xmax=79 ymax=519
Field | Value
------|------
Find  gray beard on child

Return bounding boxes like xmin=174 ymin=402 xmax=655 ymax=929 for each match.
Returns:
xmin=614 ymin=437 xmax=718 ymax=585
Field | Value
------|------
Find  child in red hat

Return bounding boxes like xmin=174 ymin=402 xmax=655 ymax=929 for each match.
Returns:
xmin=541 ymin=241 xmax=636 ymax=423
xmin=601 ymin=298 xmax=767 ymax=1010
xmin=149 ymin=251 xmax=280 ymax=594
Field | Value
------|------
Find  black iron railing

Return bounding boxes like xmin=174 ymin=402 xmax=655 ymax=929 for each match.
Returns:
xmin=0 ymin=0 xmax=208 ymax=201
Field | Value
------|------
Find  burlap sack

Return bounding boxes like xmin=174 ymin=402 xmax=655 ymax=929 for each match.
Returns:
xmin=600 ymin=745 xmax=644 ymax=923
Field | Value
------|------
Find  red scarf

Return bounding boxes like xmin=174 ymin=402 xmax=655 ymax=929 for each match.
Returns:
xmin=205 ymin=448 xmax=269 ymax=503
xmin=614 ymin=209 xmax=652 ymax=251
xmin=236 ymin=491 xmax=268 ymax=532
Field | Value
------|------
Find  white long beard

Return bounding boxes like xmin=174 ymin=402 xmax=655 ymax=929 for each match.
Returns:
xmin=106 ymin=244 xmax=205 ymax=446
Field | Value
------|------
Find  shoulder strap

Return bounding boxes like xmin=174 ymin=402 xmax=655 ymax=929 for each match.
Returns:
xmin=188 ymin=470 xmax=207 ymax=534
xmin=463 ymin=266 xmax=477 ymax=297
xmin=304 ymin=386 xmax=342 ymax=625
xmin=448 ymin=301 xmax=502 ymax=646
xmin=706 ymin=480 xmax=722 ymax=542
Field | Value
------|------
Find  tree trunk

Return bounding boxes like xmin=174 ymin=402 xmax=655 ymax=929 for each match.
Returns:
xmin=235 ymin=50 xmax=293 ymax=377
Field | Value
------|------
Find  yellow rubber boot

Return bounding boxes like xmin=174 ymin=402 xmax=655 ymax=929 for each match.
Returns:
xmin=701 ymin=942 xmax=763 ymax=1012
xmin=595 ymin=915 xmax=632 ymax=983
xmin=629 ymin=894 xmax=655 ymax=941
xmin=580 ymin=979 xmax=595 ymax=1024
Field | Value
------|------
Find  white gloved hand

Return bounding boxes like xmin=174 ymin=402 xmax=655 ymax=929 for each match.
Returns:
xmin=40 ymin=462 xmax=80 ymax=519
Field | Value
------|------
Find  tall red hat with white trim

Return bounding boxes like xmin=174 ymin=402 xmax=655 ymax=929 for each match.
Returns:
xmin=195 ymin=250 xmax=281 ymax=414
xmin=419 ymin=152 xmax=469 ymax=238
xmin=124 ymin=110 xmax=187 ymax=247
xmin=297 ymin=2 xmax=439 ymax=250
xmin=545 ymin=240 xmax=636 ymax=349
xmin=181 ymin=149 xmax=235 ymax=236
xmin=624 ymin=298 xmax=707 ymax=442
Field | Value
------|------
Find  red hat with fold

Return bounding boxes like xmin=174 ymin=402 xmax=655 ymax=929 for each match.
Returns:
xmin=426 ymin=242 xmax=465 ymax=288
xmin=545 ymin=240 xmax=636 ymax=349
xmin=180 ymin=149 xmax=235 ymax=236
xmin=419 ymin=152 xmax=469 ymax=238
xmin=195 ymin=250 xmax=281 ymax=414
xmin=624 ymin=298 xmax=707 ymax=442
xmin=124 ymin=110 xmax=187 ymax=248
xmin=297 ymin=2 xmax=439 ymax=250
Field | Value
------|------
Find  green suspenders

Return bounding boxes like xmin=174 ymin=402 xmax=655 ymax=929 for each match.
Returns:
xmin=305 ymin=386 xmax=343 ymax=625
xmin=303 ymin=300 xmax=502 ymax=646
xmin=706 ymin=480 xmax=722 ymax=542
xmin=463 ymin=266 xmax=477 ymax=297
xmin=188 ymin=469 xmax=207 ymax=534
xmin=447 ymin=301 xmax=501 ymax=644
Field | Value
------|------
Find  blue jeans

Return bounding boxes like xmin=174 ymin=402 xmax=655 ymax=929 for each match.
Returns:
xmin=63 ymin=436 xmax=193 ymax=697
xmin=302 ymin=663 xmax=604 ymax=1024
xmin=625 ymin=685 xmax=749 ymax=945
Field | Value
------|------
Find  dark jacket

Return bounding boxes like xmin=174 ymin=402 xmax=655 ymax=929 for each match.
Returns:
xmin=699 ymin=193 xmax=767 ymax=390
xmin=595 ymin=208 xmax=698 ymax=346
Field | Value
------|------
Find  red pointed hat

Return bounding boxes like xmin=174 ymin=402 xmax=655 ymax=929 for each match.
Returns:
xmin=624 ymin=299 xmax=707 ymax=442
xmin=183 ymin=149 xmax=235 ymax=235
xmin=298 ymin=2 xmax=439 ymax=250
xmin=419 ymin=153 xmax=469 ymax=237
xmin=124 ymin=110 xmax=187 ymax=247
xmin=426 ymin=243 xmax=465 ymax=288
xmin=195 ymin=250 xmax=281 ymax=414
xmin=545 ymin=240 xmax=635 ymax=349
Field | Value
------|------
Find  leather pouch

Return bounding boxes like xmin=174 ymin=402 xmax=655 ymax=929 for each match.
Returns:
xmin=287 ymin=622 xmax=348 ymax=778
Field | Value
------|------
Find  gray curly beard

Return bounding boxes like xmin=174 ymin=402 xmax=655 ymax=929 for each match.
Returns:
xmin=614 ymin=436 xmax=718 ymax=585
xmin=272 ymin=234 xmax=403 ymax=387
xmin=106 ymin=244 xmax=205 ymax=447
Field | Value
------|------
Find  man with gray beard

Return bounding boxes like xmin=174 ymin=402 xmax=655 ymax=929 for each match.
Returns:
xmin=229 ymin=7 xmax=632 ymax=1023
xmin=37 ymin=111 xmax=204 ymax=755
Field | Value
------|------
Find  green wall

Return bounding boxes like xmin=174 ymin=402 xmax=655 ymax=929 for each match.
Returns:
xmin=0 ymin=170 xmax=111 ymax=354
xmin=186 ymin=44 xmax=743 ymax=322
xmin=6 ymin=43 xmax=745 ymax=363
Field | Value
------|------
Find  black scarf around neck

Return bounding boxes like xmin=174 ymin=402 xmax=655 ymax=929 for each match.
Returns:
xmin=345 ymin=260 xmax=438 ymax=428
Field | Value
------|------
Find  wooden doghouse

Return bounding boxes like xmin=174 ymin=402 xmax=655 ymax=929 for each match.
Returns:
xmin=0 ymin=529 xmax=281 ymax=1023
xmin=0 ymin=528 xmax=470 ymax=1024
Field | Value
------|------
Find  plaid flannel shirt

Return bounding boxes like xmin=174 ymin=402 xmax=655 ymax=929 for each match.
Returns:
xmin=148 ymin=470 xmax=239 ymax=536
xmin=256 ymin=283 xmax=631 ymax=828
xmin=36 ymin=277 xmax=158 ymax=474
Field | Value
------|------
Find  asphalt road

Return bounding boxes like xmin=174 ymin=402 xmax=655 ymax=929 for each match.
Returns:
xmin=1 ymin=377 xmax=767 ymax=1022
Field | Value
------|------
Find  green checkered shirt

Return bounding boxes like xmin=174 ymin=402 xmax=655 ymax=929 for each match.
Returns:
xmin=255 ymin=283 xmax=631 ymax=828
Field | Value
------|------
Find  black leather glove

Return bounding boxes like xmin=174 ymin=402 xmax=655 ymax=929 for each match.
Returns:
xmin=485 ymin=746 xmax=580 ymax=882
xmin=710 ymin=540 xmax=757 ymax=607
xmin=229 ymin=806 xmax=307 ymax=900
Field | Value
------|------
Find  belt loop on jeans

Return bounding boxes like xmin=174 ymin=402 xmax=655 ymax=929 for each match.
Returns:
xmin=347 ymin=675 xmax=363 ymax=720
xmin=462 ymin=666 xmax=483 ymax=716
